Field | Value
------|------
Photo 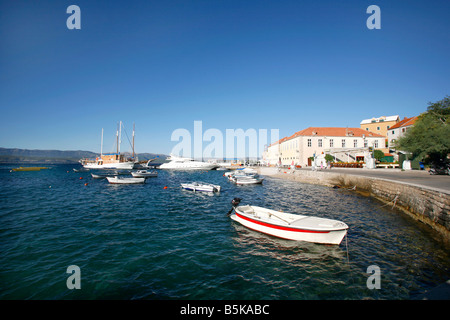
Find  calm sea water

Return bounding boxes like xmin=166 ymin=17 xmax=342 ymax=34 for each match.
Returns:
xmin=1 ymin=164 xmax=449 ymax=300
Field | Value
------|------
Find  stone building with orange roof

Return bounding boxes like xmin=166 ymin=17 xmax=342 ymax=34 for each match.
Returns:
xmin=263 ymin=127 xmax=385 ymax=167
xmin=387 ymin=116 xmax=418 ymax=152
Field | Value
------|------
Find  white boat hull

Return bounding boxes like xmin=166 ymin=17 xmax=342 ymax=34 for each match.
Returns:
xmin=181 ymin=182 xmax=221 ymax=192
xmin=231 ymin=205 xmax=348 ymax=245
xmin=159 ymin=155 xmax=219 ymax=170
xmin=106 ymin=176 xmax=146 ymax=184
xmin=83 ymin=162 xmax=135 ymax=170
xmin=131 ymin=170 xmax=158 ymax=178
xmin=160 ymin=163 xmax=218 ymax=170
xmin=233 ymin=177 xmax=264 ymax=185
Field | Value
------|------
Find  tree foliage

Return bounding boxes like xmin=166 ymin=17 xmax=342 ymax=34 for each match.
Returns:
xmin=373 ymin=149 xmax=385 ymax=161
xmin=396 ymin=96 xmax=450 ymax=164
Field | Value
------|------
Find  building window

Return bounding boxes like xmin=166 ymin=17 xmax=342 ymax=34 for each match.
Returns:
xmin=377 ymin=126 xmax=380 ymax=130
xmin=364 ymin=140 xmax=368 ymax=147
xmin=307 ymin=139 xmax=312 ymax=147
xmin=318 ymin=139 xmax=322 ymax=147
xmin=329 ymin=139 xmax=334 ymax=147
xmin=366 ymin=128 xmax=369 ymax=131
xmin=374 ymin=140 xmax=379 ymax=148
xmin=342 ymin=139 xmax=346 ymax=147
xmin=353 ymin=139 xmax=358 ymax=147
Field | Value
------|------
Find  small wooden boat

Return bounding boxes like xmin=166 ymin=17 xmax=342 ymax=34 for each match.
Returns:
xmin=181 ymin=182 xmax=221 ymax=193
xmin=131 ymin=170 xmax=158 ymax=178
xmin=228 ymin=198 xmax=348 ymax=245
xmin=106 ymin=176 xmax=146 ymax=184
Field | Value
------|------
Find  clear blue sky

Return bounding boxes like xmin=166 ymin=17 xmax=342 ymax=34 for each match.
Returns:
xmin=1 ymin=0 xmax=449 ymax=155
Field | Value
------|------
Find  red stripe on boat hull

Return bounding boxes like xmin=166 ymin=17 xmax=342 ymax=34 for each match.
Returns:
xmin=235 ymin=212 xmax=330 ymax=234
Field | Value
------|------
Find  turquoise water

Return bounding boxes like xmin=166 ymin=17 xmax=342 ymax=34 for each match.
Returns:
xmin=1 ymin=164 xmax=449 ymax=300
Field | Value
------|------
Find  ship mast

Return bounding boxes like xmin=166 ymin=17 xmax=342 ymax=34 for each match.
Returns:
xmin=132 ymin=122 xmax=135 ymax=158
xmin=116 ymin=122 xmax=119 ymax=156
xmin=101 ymin=128 xmax=103 ymax=157
xmin=118 ymin=121 xmax=122 ymax=155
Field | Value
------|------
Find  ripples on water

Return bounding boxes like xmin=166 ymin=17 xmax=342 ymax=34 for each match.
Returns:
xmin=0 ymin=164 xmax=449 ymax=300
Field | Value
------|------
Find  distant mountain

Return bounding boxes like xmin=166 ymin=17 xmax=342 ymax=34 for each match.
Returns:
xmin=0 ymin=147 xmax=168 ymax=164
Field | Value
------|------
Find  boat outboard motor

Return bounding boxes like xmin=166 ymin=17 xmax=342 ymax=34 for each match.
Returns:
xmin=227 ymin=198 xmax=242 ymax=216
xmin=231 ymin=198 xmax=241 ymax=207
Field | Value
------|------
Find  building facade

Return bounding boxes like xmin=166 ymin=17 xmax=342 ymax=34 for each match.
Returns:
xmin=360 ymin=115 xmax=400 ymax=137
xmin=264 ymin=127 xmax=385 ymax=167
xmin=387 ymin=116 xmax=418 ymax=152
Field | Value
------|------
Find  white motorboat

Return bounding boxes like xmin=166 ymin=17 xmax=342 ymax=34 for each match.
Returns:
xmin=159 ymin=155 xmax=219 ymax=170
xmin=131 ymin=170 xmax=158 ymax=178
xmin=237 ymin=168 xmax=257 ymax=174
xmin=106 ymin=176 xmax=146 ymax=184
xmin=135 ymin=159 xmax=160 ymax=169
xmin=91 ymin=173 xmax=114 ymax=179
xmin=181 ymin=182 xmax=221 ymax=192
xmin=232 ymin=175 xmax=264 ymax=185
xmin=228 ymin=198 xmax=348 ymax=245
xmin=228 ymin=171 xmax=264 ymax=184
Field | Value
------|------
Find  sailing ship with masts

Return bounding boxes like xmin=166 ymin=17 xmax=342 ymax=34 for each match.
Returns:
xmin=80 ymin=121 xmax=137 ymax=170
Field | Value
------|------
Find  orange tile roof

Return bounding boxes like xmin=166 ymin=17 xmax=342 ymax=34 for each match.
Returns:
xmin=268 ymin=127 xmax=384 ymax=146
xmin=388 ymin=116 xmax=418 ymax=130
xmin=291 ymin=127 xmax=384 ymax=138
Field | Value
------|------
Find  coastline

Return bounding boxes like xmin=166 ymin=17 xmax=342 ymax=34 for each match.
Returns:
xmin=256 ymin=166 xmax=450 ymax=242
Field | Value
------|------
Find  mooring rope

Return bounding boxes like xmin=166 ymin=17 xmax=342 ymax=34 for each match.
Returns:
xmin=380 ymin=193 xmax=400 ymax=209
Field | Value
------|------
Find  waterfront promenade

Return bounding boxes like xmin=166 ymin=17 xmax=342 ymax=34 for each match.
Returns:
xmin=301 ymin=167 xmax=450 ymax=194
xmin=259 ymin=166 xmax=449 ymax=194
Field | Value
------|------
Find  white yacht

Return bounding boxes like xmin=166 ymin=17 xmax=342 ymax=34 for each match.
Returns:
xmin=159 ymin=155 xmax=219 ymax=170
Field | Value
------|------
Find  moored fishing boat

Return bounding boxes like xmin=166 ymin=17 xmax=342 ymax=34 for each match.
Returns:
xmin=131 ymin=170 xmax=158 ymax=178
xmin=91 ymin=172 xmax=116 ymax=179
xmin=227 ymin=170 xmax=264 ymax=185
xmin=228 ymin=198 xmax=348 ymax=245
xmin=231 ymin=175 xmax=264 ymax=185
xmin=181 ymin=182 xmax=221 ymax=193
xmin=106 ymin=176 xmax=146 ymax=184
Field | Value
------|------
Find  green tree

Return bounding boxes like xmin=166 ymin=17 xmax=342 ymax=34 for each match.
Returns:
xmin=396 ymin=96 xmax=450 ymax=165
xmin=373 ymin=149 xmax=385 ymax=161
xmin=324 ymin=154 xmax=334 ymax=162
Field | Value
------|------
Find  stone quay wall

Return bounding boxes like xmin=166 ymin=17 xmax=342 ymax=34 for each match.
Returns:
xmin=257 ymin=167 xmax=450 ymax=240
